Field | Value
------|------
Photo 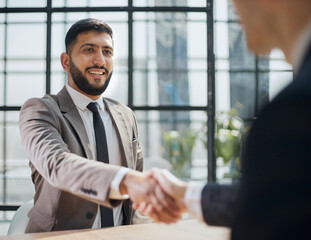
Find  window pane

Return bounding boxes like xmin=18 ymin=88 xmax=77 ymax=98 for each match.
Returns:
xmin=7 ymin=13 xmax=46 ymax=23
xmin=270 ymin=48 xmax=287 ymax=59
xmin=215 ymin=22 xmax=229 ymax=59
xmin=216 ymin=59 xmax=229 ymax=72
xmin=188 ymin=71 xmax=207 ymax=105
xmin=53 ymin=0 xmax=127 ymax=7
xmin=227 ymin=0 xmax=239 ymax=21
xmin=89 ymin=0 xmax=127 ymax=7
xmin=188 ymin=21 xmax=207 ymax=59
xmin=0 ymin=22 xmax=4 ymax=59
xmin=7 ymin=60 xmax=45 ymax=73
xmin=5 ymin=112 xmax=27 ymax=168
xmin=133 ymin=70 xmax=159 ymax=106
xmin=6 ymin=0 xmax=46 ymax=7
xmin=133 ymin=69 xmax=207 ymax=106
xmin=51 ymin=20 xmax=66 ymax=59
xmin=133 ymin=12 xmax=207 ymax=107
xmin=133 ymin=0 xmax=206 ymax=7
xmin=0 ymin=111 xmax=34 ymax=205
xmin=259 ymin=58 xmax=292 ymax=71
xmin=7 ymin=17 xmax=46 ymax=59
xmin=54 ymin=0 xmax=87 ymax=7
xmin=0 ymin=111 xmax=3 ymax=164
xmin=228 ymin=72 xmax=256 ymax=118
xmin=5 ymin=112 xmax=33 ymax=204
xmin=269 ymin=72 xmax=293 ymax=101
xmin=215 ymin=0 xmax=228 ymax=21
xmin=227 ymin=22 xmax=255 ymax=70
xmin=6 ymin=74 xmax=45 ymax=105
xmin=51 ymin=59 xmax=63 ymax=73
xmin=51 ymin=73 xmax=66 ymax=95
xmin=0 ymin=74 xmax=3 ymax=105
xmin=216 ymin=71 xmax=230 ymax=112
xmin=136 ymin=110 xmax=207 ymax=180
xmin=0 ymin=212 xmax=12 ymax=236
xmin=104 ymin=72 xmax=128 ymax=105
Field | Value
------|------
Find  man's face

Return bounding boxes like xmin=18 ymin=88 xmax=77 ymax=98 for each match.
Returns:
xmin=232 ymin=0 xmax=275 ymax=55
xmin=66 ymin=31 xmax=114 ymax=97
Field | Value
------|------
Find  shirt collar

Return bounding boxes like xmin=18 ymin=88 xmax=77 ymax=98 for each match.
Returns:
xmin=292 ymin=21 xmax=311 ymax=74
xmin=65 ymin=84 xmax=105 ymax=111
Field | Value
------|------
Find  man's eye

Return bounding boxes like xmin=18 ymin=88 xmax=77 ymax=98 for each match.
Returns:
xmin=84 ymin=48 xmax=93 ymax=52
xmin=104 ymin=50 xmax=112 ymax=55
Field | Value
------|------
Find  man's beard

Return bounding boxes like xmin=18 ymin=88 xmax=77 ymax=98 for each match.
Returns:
xmin=69 ymin=57 xmax=112 ymax=96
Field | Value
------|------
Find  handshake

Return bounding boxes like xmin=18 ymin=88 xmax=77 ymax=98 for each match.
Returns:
xmin=119 ymin=169 xmax=188 ymax=223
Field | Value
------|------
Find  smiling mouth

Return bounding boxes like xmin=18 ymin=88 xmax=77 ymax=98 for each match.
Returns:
xmin=88 ymin=70 xmax=105 ymax=76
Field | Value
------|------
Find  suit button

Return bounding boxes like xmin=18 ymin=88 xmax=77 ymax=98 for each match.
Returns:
xmin=86 ymin=212 xmax=94 ymax=219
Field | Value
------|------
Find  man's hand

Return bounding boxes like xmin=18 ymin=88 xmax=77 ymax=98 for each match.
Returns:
xmin=149 ymin=169 xmax=188 ymax=202
xmin=131 ymin=169 xmax=189 ymax=223
xmin=119 ymin=170 xmax=183 ymax=223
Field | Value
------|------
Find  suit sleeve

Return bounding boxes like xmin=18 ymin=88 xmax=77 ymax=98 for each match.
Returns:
xmin=19 ymin=97 xmax=122 ymax=208
xmin=201 ymin=183 xmax=238 ymax=227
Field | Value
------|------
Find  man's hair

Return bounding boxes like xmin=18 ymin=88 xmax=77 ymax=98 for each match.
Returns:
xmin=65 ymin=18 xmax=113 ymax=53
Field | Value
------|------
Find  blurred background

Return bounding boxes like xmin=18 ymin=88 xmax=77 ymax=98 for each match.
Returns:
xmin=0 ymin=0 xmax=292 ymax=235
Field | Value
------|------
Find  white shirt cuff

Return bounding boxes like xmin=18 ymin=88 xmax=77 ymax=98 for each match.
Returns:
xmin=184 ymin=181 xmax=206 ymax=221
xmin=109 ymin=167 xmax=130 ymax=199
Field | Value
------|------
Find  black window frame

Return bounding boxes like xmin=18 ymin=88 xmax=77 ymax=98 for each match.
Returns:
xmin=0 ymin=0 xmax=215 ymax=212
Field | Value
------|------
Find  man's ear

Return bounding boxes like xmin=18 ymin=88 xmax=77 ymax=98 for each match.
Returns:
xmin=60 ymin=52 xmax=70 ymax=73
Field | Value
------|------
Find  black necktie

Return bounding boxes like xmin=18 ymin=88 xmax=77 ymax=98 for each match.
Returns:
xmin=87 ymin=102 xmax=114 ymax=228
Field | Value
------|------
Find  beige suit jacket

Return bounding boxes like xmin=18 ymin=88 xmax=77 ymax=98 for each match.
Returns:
xmin=19 ymin=86 xmax=143 ymax=232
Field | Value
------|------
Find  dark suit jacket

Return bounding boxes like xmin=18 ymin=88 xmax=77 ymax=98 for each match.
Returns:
xmin=19 ymin=87 xmax=143 ymax=233
xmin=202 ymin=46 xmax=311 ymax=239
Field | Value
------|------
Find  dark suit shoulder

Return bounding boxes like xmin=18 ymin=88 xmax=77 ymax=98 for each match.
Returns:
xmin=249 ymin=72 xmax=311 ymax=144
xmin=234 ymin=58 xmax=311 ymax=239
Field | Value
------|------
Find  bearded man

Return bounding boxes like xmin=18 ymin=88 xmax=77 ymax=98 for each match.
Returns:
xmin=19 ymin=18 xmax=180 ymax=233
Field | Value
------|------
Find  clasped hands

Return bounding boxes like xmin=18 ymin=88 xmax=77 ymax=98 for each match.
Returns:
xmin=120 ymin=169 xmax=188 ymax=223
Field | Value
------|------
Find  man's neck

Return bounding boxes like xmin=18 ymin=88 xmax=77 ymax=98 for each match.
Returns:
xmin=67 ymin=81 xmax=101 ymax=100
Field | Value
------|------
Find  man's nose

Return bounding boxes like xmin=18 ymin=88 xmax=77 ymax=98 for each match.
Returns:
xmin=93 ymin=52 xmax=105 ymax=67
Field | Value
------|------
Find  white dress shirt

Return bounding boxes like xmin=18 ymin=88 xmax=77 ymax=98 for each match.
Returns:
xmin=184 ymin=21 xmax=311 ymax=222
xmin=66 ymin=84 xmax=129 ymax=227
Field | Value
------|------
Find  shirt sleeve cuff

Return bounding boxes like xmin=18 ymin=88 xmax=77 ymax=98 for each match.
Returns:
xmin=109 ymin=167 xmax=130 ymax=200
xmin=184 ymin=181 xmax=206 ymax=221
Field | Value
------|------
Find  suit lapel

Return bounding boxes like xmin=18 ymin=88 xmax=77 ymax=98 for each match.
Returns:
xmin=104 ymin=99 xmax=133 ymax=168
xmin=57 ymin=87 xmax=93 ymax=159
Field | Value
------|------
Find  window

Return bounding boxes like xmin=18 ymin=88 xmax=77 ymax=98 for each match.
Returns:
xmin=214 ymin=0 xmax=292 ymax=181
xmin=0 ymin=0 xmax=292 ymax=235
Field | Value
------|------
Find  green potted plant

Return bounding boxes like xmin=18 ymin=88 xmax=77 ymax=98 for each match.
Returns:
xmin=201 ymin=108 xmax=248 ymax=180
xmin=162 ymin=129 xmax=197 ymax=179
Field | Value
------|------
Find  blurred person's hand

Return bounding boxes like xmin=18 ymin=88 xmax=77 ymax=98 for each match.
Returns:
xmin=132 ymin=169 xmax=188 ymax=223
xmin=149 ymin=169 xmax=189 ymax=201
xmin=120 ymin=170 xmax=183 ymax=223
